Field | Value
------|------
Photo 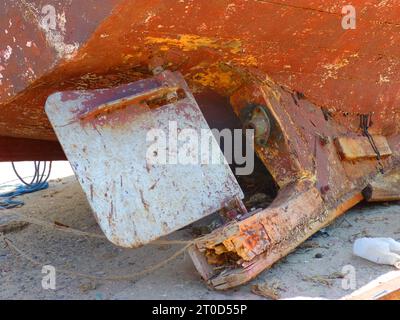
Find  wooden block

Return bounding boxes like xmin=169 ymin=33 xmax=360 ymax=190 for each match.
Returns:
xmin=208 ymin=193 xmax=363 ymax=290
xmin=364 ymin=168 xmax=400 ymax=202
xmin=335 ymin=135 xmax=392 ymax=161
xmin=195 ymin=180 xmax=323 ymax=263
xmin=191 ymin=177 xmax=364 ymax=290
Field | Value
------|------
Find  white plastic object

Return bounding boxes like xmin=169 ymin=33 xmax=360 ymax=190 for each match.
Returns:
xmin=353 ymin=237 xmax=400 ymax=269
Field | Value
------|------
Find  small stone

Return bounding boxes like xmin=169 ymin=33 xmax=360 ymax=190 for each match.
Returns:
xmin=314 ymin=253 xmax=323 ymax=259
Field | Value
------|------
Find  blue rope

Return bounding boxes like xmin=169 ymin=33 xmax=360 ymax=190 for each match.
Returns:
xmin=0 ymin=182 xmax=49 ymax=210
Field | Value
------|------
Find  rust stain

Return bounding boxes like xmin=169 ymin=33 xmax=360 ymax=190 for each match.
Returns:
xmin=145 ymin=34 xmax=242 ymax=54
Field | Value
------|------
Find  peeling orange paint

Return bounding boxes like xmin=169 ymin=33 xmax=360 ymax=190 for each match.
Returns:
xmin=145 ymin=34 xmax=242 ymax=54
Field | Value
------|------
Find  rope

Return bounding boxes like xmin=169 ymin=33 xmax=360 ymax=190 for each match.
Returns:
xmin=0 ymin=183 xmax=49 ymax=210
xmin=1 ymin=233 xmax=192 ymax=281
xmin=0 ymin=210 xmax=192 ymax=245
xmin=0 ymin=168 xmax=191 ymax=245
xmin=0 ymin=211 xmax=197 ymax=282
xmin=0 ymin=210 xmax=198 ymax=282
xmin=0 ymin=162 xmax=52 ymax=209
xmin=0 ymin=163 xmax=200 ymax=281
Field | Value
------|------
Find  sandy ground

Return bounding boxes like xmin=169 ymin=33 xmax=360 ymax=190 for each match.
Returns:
xmin=0 ymin=161 xmax=399 ymax=300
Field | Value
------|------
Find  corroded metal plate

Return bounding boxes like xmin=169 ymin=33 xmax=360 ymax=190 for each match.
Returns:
xmin=45 ymin=71 xmax=243 ymax=247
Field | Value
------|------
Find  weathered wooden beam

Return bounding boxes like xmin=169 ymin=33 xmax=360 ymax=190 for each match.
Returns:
xmin=191 ymin=179 xmax=363 ymax=290
xmin=335 ymin=135 xmax=392 ymax=161
xmin=363 ymin=168 xmax=400 ymax=202
xmin=210 ymin=194 xmax=362 ymax=290
xmin=195 ymin=180 xmax=323 ymax=261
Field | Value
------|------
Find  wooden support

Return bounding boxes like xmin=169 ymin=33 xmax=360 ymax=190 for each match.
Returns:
xmin=363 ymin=168 xmax=400 ymax=202
xmin=191 ymin=179 xmax=363 ymax=290
xmin=195 ymin=180 xmax=323 ymax=262
xmin=335 ymin=135 xmax=392 ymax=161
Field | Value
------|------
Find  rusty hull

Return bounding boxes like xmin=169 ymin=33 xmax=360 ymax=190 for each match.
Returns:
xmin=1 ymin=1 xmax=400 ymax=289
xmin=190 ymin=76 xmax=400 ymax=289
xmin=1 ymin=1 xmax=400 ymax=144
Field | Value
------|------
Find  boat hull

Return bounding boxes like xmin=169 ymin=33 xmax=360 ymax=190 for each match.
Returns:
xmin=1 ymin=1 xmax=400 ymax=159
